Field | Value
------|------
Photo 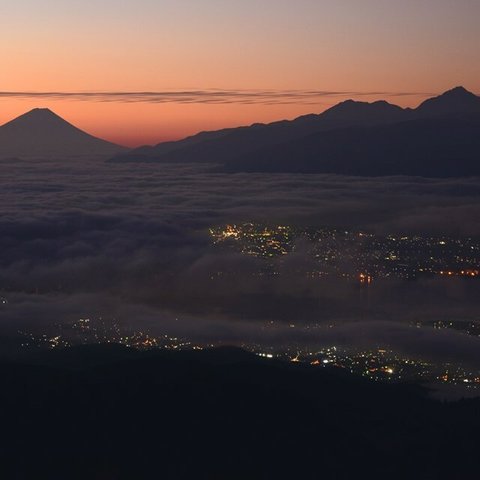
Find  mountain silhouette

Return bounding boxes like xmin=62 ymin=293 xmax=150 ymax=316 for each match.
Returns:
xmin=111 ymin=97 xmax=412 ymax=164
xmin=416 ymin=86 xmax=480 ymax=116
xmin=112 ymin=87 xmax=480 ymax=177
xmin=320 ymin=99 xmax=407 ymax=123
xmin=226 ymin=115 xmax=480 ymax=176
xmin=0 ymin=108 xmax=126 ymax=160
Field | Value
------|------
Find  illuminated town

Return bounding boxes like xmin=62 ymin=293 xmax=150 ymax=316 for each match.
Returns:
xmin=259 ymin=344 xmax=480 ymax=390
xmin=209 ymin=223 xmax=480 ymax=281
xmin=18 ymin=317 xmax=198 ymax=352
xmin=7 ymin=224 xmax=479 ymax=393
xmin=13 ymin=314 xmax=480 ymax=393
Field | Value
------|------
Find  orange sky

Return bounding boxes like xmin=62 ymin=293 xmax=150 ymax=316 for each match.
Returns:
xmin=0 ymin=93 xmax=435 ymax=147
xmin=1 ymin=0 xmax=479 ymax=147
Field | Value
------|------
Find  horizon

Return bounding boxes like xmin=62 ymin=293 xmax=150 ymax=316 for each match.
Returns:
xmin=2 ymin=0 xmax=480 ymax=147
xmin=2 ymin=85 xmax=479 ymax=148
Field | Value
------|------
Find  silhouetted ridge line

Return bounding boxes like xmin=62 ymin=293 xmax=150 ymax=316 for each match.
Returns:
xmin=416 ymin=86 xmax=480 ymax=116
xmin=110 ymin=86 xmax=480 ymax=177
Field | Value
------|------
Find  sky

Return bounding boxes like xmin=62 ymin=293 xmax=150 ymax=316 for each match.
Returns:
xmin=1 ymin=0 xmax=479 ymax=146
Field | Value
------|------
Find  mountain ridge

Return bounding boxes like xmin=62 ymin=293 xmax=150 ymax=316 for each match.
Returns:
xmin=110 ymin=86 xmax=480 ymax=177
xmin=226 ymin=114 xmax=480 ymax=177
xmin=111 ymin=86 xmax=480 ymax=169
xmin=110 ymin=94 xmax=416 ymax=164
xmin=416 ymin=86 xmax=480 ymax=116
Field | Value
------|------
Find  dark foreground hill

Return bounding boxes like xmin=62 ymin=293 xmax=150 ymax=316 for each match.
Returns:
xmin=1 ymin=344 xmax=480 ymax=479
xmin=0 ymin=108 xmax=126 ymax=160
xmin=112 ymin=87 xmax=480 ymax=178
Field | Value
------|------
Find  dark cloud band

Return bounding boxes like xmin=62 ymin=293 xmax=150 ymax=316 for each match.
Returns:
xmin=0 ymin=89 xmax=432 ymax=105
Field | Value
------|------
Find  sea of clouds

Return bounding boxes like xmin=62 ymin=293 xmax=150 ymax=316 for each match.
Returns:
xmin=0 ymin=158 xmax=479 ymax=365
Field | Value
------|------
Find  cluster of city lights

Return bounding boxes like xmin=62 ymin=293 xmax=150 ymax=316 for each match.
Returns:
xmin=210 ymin=223 xmax=480 ymax=281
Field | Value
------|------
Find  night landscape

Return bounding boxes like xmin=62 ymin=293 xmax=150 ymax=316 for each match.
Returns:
xmin=1 ymin=2 xmax=480 ymax=479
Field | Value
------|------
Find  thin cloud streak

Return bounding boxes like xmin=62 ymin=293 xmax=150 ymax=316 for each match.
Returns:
xmin=0 ymin=89 xmax=433 ymax=105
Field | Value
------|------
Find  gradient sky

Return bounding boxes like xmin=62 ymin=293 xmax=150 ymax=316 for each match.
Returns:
xmin=1 ymin=0 xmax=479 ymax=146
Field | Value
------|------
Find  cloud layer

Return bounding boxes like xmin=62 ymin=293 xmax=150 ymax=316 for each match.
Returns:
xmin=0 ymin=159 xmax=479 ymax=365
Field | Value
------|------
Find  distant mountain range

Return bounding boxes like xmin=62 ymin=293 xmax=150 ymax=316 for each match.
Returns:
xmin=112 ymin=86 xmax=480 ymax=177
xmin=0 ymin=108 xmax=126 ymax=160
xmin=2 ymin=87 xmax=479 ymax=175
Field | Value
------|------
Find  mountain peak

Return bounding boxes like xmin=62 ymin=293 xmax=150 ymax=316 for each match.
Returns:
xmin=325 ymin=98 xmax=403 ymax=113
xmin=4 ymin=107 xmax=74 ymax=129
xmin=0 ymin=108 xmax=126 ymax=160
xmin=30 ymin=107 xmax=54 ymax=112
xmin=442 ymin=86 xmax=474 ymax=97
xmin=28 ymin=107 xmax=57 ymax=116
xmin=416 ymin=86 xmax=480 ymax=116
xmin=320 ymin=98 xmax=405 ymax=124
